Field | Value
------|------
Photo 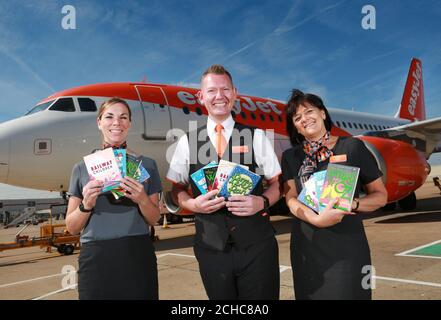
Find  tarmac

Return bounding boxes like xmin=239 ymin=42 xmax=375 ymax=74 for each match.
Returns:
xmin=0 ymin=167 xmax=440 ymax=300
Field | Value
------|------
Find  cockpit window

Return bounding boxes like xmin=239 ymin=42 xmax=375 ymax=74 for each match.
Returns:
xmin=78 ymin=98 xmax=97 ymax=112
xmin=49 ymin=98 xmax=75 ymax=112
xmin=25 ymin=100 xmax=54 ymax=115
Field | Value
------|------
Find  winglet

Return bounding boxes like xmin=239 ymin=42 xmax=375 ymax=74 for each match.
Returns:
xmin=396 ymin=58 xmax=426 ymax=121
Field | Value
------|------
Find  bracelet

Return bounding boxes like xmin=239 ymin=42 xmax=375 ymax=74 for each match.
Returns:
xmin=353 ymin=198 xmax=360 ymax=211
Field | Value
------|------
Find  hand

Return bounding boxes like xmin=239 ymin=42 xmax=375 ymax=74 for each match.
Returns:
xmin=226 ymin=195 xmax=264 ymax=217
xmin=82 ymin=180 xmax=104 ymax=210
xmin=120 ymin=176 xmax=149 ymax=205
xmin=190 ymin=189 xmax=226 ymax=214
xmin=314 ymin=198 xmax=355 ymax=228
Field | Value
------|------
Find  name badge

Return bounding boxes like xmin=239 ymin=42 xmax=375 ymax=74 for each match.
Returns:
xmin=232 ymin=145 xmax=249 ymax=153
xmin=330 ymin=154 xmax=347 ymax=163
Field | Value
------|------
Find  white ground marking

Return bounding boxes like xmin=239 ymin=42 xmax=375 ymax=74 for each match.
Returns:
xmin=396 ymin=239 xmax=441 ymax=259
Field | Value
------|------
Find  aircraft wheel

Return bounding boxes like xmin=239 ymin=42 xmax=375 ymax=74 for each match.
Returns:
xmin=64 ymin=245 xmax=75 ymax=255
xmin=57 ymin=244 xmax=66 ymax=254
xmin=398 ymin=192 xmax=417 ymax=211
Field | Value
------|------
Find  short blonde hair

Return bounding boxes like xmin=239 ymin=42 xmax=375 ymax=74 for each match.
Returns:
xmin=201 ymin=64 xmax=234 ymax=87
xmin=98 ymin=97 xmax=132 ymax=121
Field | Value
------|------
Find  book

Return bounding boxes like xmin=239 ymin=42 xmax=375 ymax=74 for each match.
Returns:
xmin=113 ymin=149 xmax=127 ymax=178
xmin=218 ymin=165 xmax=261 ymax=198
xmin=83 ymin=148 xmax=122 ymax=192
xmin=190 ymin=161 xmax=218 ymax=195
xmin=212 ymin=160 xmax=248 ymax=191
xmin=111 ymin=153 xmax=150 ymax=200
xmin=203 ymin=166 xmax=218 ymax=192
xmin=313 ymin=170 xmax=327 ymax=213
xmin=319 ymin=164 xmax=360 ymax=212
xmin=297 ymin=177 xmax=320 ymax=212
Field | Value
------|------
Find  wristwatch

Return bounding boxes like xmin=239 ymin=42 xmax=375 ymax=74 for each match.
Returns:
xmin=261 ymin=195 xmax=270 ymax=212
xmin=79 ymin=202 xmax=92 ymax=213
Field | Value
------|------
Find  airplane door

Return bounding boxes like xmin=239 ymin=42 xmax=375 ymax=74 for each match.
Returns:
xmin=135 ymin=85 xmax=171 ymax=140
xmin=135 ymin=85 xmax=175 ymax=185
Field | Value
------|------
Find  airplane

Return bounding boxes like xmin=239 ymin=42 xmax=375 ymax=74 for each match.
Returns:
xmin=0 ymin=57 xmax=440 ymax=218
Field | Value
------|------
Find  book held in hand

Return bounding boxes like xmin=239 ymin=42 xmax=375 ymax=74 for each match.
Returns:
xmin=83 ymin=148 xmax=122 ymax=192
xmin=319 ymin=164 xmax=359 ymax=212
xmin=190 ymin=161 xmax=218 ymax=195
xmin=203 ymin=165 xmax=218 ymax=192
xmin=212 ymin=160 xmax=249 ymax=191
xmin=218 ymin=165 xmax=261 ymax=198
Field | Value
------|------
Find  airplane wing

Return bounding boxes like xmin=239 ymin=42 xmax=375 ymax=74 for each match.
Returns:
xmin=363 ymin=116 xmax=441 ymax=158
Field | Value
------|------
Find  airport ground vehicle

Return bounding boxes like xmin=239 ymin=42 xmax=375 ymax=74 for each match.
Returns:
xmin=0 ymin=223 xmax=80 ymax=255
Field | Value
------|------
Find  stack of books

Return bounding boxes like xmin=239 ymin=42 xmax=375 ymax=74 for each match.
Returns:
xmin=84 ymin=148 xmax=150 ymax=199
xmin=298 ymin=164 xmax=359 ymax=213
xmin=190 ymin=160 xmax=261 ymax=198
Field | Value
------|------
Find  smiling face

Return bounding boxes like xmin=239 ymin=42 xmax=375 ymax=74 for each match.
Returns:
xmin=197 ymin=73 xmax=237 ymax=123
xmin=293 ymin=102 xmax=327 ymax=142
xmin=97 ymin=102 xmax=131 ymax=146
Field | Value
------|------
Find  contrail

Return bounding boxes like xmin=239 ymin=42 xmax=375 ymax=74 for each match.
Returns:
xmin=0 ymin=46 xmax=56 ymax=93
xmin=181 ymin=0 xmax=346 ymax=83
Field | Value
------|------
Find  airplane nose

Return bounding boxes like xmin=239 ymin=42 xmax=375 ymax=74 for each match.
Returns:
xmin=0 ymin=133 xmax=10 ymax=183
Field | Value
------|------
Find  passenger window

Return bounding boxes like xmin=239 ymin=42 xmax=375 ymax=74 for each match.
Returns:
xmin=78 ymin=98 xmax=97 ymax=112
xmin=353 ymin=123 xmax=358 ymax=129
xmin=196 ymin=107 xmax=203 ymax=116
xmin=364 ymin=124 xmax=368 ymax=130
xmin=251 ymin=113 xmax=256 ymax=120
xmin=240 ymin=112 xmax=247 ymax=119
xmin=369 ymin=124 xmax=373 ymax=130
xmin=49 ymin=98 xmax=75 ymax=112
xmin=269 ymin=114 xmax=274 ymax=122
xmin=260 ymin=114 xmax=265 ymax=121
xmin=183 ymin=107 xmax=190 ymax=115
xmin=336 ymin=121 xmax=341 ymax=127
xmin=373 ymin=125 xmax=378 ymax=130
xmin=347 ymin=122 xmax=353 ymax=129
xmin=342 ymin=122 xmax=347 ymax=128
xmin=278 ymin=115 xmax=283 ymax=122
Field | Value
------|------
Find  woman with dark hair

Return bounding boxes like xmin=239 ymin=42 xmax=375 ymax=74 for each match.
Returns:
xmin=66 ymin=97 xmax=162 ymax=300
xmin=281 ymin=89 xmax=387 ymax=300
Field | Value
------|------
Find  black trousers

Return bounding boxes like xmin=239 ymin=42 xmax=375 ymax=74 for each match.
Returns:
xmin=78 ymin=234 xmax=158 ymax=300
xmin=194 ymin=237 xmax=280 ymax=300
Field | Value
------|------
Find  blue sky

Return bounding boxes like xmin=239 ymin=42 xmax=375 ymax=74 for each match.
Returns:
xmin=0 ymin=0 xmax=440 ymax=123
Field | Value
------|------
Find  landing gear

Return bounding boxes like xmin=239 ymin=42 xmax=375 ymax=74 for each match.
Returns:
xmin=398 ymin=192 xmax=417 ymax=211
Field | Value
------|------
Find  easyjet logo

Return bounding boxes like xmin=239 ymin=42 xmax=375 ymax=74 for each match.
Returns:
xmin=177 ymin=91 xmax=282 ymax=115
xmin=407 ymin=62 xmax=422 ymax=116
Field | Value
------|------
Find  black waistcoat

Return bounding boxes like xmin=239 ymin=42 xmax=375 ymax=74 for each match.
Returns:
xmin=188 ymin=122 xmax=275 ymax=251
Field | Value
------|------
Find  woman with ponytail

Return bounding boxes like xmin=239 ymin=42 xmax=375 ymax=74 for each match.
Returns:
xmin=66 ymin=97 xmax=162 ymax=300
xmin=281 ymin=90 xmax=387 ymax=300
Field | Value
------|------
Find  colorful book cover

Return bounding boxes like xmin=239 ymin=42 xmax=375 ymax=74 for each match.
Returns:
xmin=203 ymin=166 xmax=218 ymax=192
xmin=319 ymin=164 xmax=360 ymax=212
xmin=313 ymin=170 xmax=327 ymax=213
xmin=218 ymin=166 xmax=261 ymax=198
xmin=298 ymin=178 xmax=319 ymax=212
xmin=84 ymin=148 xmax=122 ymax=192
xmin=113 ymin=149 xmax=127 ymax=178
xmin=111 ymin=154 xmax=150 ymax=199
xmin=212 ymin=160 xmax=248 ymax=191
xmin=190 ymin=161 xmax=217 ymax=195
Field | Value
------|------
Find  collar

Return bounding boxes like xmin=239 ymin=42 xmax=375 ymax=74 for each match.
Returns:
xmin=207 ymin=115 xmax=235 ymax=135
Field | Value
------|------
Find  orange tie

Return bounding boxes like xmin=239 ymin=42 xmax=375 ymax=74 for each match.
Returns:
xmin=215 ymin=124 xmax=227 ymax=158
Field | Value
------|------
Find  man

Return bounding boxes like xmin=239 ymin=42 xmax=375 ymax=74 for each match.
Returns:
xmin=167 ymin=65 xmax=281 ymax=299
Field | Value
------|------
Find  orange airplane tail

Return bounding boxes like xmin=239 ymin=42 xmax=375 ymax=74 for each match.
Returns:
xmin=396 ymin=58 xmax=426 ymax=121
